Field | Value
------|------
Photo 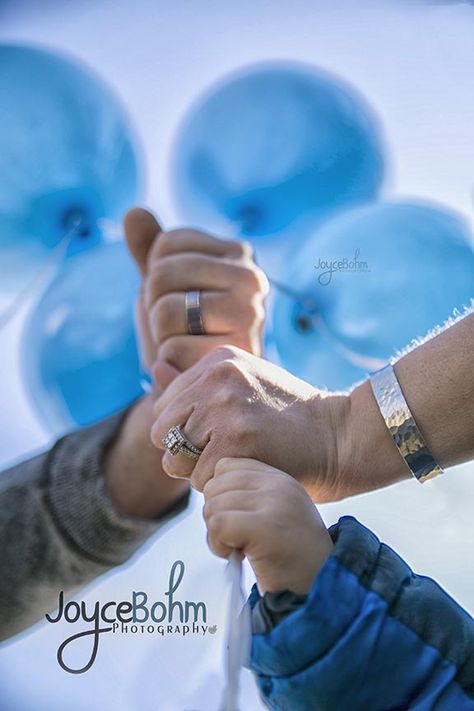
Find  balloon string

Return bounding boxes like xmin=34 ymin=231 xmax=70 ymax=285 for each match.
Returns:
xmin=0 ymin=220 xmax=81 ymax=332
xmin=267 ymin=276 xmax=318 ymax=310
xmin=220 ymin=550 xmax=251 ymax=711
xmin=228 ymin=225 xmax=385 ymax=373
xmin=313 ymin=314 xmax=387 ymax=371
xmin=265 ymin=275 xmax=386 ymax=372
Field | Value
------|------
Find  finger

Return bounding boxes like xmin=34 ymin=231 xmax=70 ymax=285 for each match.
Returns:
xmin=161 ymin=449 xmax=196 ymax=479
xmin=161 ymin=438 xmax=243 ymax=492
xmin=206 ymin=530 xmax=234 ymax=560
xmin=135 ymin=293 xmax=156 ymax=370
xmin=190 ymin=442 xmax=236 ymax=493
xmin=144 ymin=254 xmax=262 ymax=309
xmin=124 ymin=208 xmax=163 ymax=277
xmin=206 ymin=511 xmax=257 ymax=557
xmin=151 ymin=359 xmax=181 ymax=391
xmin=159 ymin=409 xmax=243 ymax=487
xmin=158 ymin=335 xmax=249 ymax=373
xmin=147 ymin=228 xmax=253 ymax=263
xmin=191 ymin=445 xmax=291 ymax=494
xmin=148 ymin=290 xmax=258 ymax=343
xmin=213 ymin=457 xmax=274 ymax=479
xmin=203 ymin=468 xmax=264 ymax=500
xmin=203 ymin=491 xmax=259 ymax=521
xmin=152 ymin=345 xmax=241 ymax=421
xmin=158 ymin=406 xmax=211 ymax=479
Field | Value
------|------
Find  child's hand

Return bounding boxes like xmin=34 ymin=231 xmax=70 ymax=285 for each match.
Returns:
xmin=203 ymin=458 xmax=333 ymax=595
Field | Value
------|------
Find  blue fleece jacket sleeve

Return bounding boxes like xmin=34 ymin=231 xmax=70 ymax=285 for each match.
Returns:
xmin=248 ymin=516 xmax=474 ymax=711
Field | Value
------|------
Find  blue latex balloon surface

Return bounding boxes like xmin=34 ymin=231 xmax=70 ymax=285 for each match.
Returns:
xmin=22 ymin=241 xmax=143 ymax=434
xmin=272 ymin=201 xmax=474 ymax=390
xmin=0 ymin=44 xmax=142 ymax=289
xmin=172 ymin=62 xmax=385 ymax=246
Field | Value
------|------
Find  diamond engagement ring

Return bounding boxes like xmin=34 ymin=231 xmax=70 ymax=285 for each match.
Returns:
xmin=162 ymin=425 xmax=203 ymax=461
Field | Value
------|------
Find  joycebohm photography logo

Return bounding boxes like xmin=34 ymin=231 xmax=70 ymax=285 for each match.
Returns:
xmin=45 ymin=561 xmax=216 ymax=674
xmin=315 ymin=247 xmax=370 ymax=286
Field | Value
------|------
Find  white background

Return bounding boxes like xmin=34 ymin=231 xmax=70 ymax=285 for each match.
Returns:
xmin=0 ymin=1 xmax=473 ymax=709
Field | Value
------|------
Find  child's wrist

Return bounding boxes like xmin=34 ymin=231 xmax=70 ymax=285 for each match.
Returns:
xmin=259 ymin=530 xmax=334 ymax=595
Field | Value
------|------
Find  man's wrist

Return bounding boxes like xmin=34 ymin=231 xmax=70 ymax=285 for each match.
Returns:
xmin=45 ymin=409 xmax=162 ymax=567
xmin=105 ymin=395 xmax=190 ymax=520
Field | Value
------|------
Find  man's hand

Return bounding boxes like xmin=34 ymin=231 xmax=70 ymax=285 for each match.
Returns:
xmin=125 ymin=208 xmax=268 ymax=376
xmin=151 ymin=345 xmax=350 ymax=500
xmin=203 ymin=458 xmax=333 ymax=595
xmin=104 ymin=209 xmax=269 ymax=520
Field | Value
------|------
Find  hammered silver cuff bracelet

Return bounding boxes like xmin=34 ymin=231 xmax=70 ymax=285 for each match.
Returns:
xmin=370 ymin=364 xmax=444 ymax=484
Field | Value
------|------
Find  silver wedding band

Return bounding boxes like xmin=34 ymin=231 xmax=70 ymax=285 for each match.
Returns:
xmin=162 ymin=425 xmax=203 ymax=462
xmin=185 ymin=290 xmax=205 ymax=336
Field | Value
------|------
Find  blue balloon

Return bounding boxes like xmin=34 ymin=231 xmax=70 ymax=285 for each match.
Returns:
xmin=22 ymin=241 xmax=143 ymax=433
xmin=0 ymin=44 xmax=142 ymax=289
xmin=172 ymin=62 xmax=385 ymax=248
xmin=272 ymin=201 xmax=474 ymax=389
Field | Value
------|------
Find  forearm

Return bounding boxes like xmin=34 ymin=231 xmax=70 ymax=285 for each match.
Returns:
xmin=0 ymin=405 xmax=189 ymax=640
xmin=104 ymin=395 xmax=190 ymax=519
xmin=343 ymin=310 xmax=474 ymax=496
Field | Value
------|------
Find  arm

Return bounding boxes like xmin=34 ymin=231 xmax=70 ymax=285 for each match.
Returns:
xmin=344 ymin=308 xmax=474 ymax=496
xmin=0 ymin=209 xmax=267 ymax=639
xmin=203 ymin=458 xmax=474 ymax=711
xmin=250 ymin=518 xmax=474 ymax=711
xmin=0 ymin=400 xmax=189 ymax=641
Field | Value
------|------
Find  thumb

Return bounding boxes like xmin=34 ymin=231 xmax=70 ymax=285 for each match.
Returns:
xmin=124 ymin=208 xmax=162 ymax=276
xmin=152 ymin=358 xmax=181 ymax=392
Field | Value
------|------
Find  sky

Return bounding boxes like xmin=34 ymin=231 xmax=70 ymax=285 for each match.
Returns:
xmin=0 ymin=1 xmax=474 ymax=709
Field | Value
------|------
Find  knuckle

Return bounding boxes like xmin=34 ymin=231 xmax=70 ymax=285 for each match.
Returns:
xmin=239 ymin=264 xmax=262 ymax=292
xmin=207 ymin=512 xmax=225 ymax=535
xmin=145 ymin=261 xmax=169 ymax=304
xmin=232 ymin=409 xmax=257 ymax=443
xmin=206 ymin=530 xmax=223 ymax=558
xmin=158 ymin=228 xmax=190 ymax=253
xmin=215 ymin=384 xmax=237 ymax=408
xmin=256 ymin=265 xmax=270 ymax=295
xmin=233 ymin=298 xmax=263 ymax=328
xmin=209 ymin=358 xmax=239 ymax=385
xmin=190 ymin=467 xmax=208 ymax=493
xmin=202 ymin=478 xmax=216 ymax=498
xmin=159 ymin=337 xmax=182 ymax=365
xmin=149 ymin=259 xmax=168 ymax=284
xmin=210 ymin=344 xmax=239 ymax=362
xmin=150 ymin=424 xmax=162 ymax=449
xmin=158 ymin=229 xmax=180 ymax=252
xmin=215 ymin=457 xmax=235 ymax=476
xmin=229 ymin=239 xmax=252 ymax=259
xmin=161 ymin=453 xmax=182 ymax=478
xmin=202 ymin=500 xmax=213 ymax=520
xmin=240 ymin=240 xmax=254 ymax=258
xmin=255 ymin=299 xmax=267 ymax=322
xmin=153 ymin=295 xmax=176 ymax=334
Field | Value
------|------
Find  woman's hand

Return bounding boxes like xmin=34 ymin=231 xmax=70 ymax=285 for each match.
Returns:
xmin=151 ymin=345 xmax=350 ymax=499
xmin=203 ymin=458 xmax=333 ymax=595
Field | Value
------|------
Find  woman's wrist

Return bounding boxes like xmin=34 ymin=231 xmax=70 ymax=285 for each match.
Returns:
xmin=341 ymin=379 xmax=411 ymax=498
xmin=305 ymin=391 xmax=353 ymax=502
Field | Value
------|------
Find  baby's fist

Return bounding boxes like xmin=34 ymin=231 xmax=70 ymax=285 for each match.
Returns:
xmin=203 ymin=458 xmax=333 ymax=595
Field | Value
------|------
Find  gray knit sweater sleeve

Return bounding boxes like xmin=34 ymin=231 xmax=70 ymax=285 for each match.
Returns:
xmin=0 ymin=409 xmax=190 ymax=641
